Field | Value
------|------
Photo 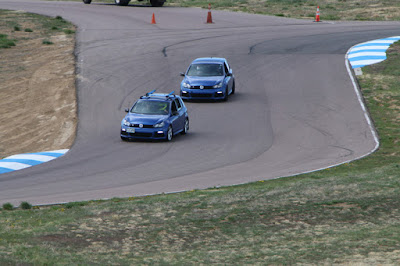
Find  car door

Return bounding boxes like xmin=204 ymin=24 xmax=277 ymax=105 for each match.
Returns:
xmin=170 ymin=100 xmax=182 ymax=133
xmin=224 ymin=62 xmax=233 ymax=94
xmin=174 ymin=98 xmax=186 ymax=132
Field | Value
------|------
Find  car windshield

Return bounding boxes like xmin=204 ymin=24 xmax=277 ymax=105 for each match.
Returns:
xmin=130 ymin=100 xmax=170 ymax=115
xmin=186 ymin=63 xmax=224 ymax=77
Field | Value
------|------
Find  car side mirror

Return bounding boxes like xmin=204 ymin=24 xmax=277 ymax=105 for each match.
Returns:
xmin=172 ymin=111 xmax=179 ymax=116
xmin=125 ymin=108 xmax=129 ymax=113
xmin=180 ymin=72 xmax=185 ymax=77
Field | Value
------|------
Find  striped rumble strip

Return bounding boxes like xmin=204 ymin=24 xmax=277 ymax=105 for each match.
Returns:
xmin=348 ymin=36 xmax=400 ymax=69
xmin=0 ymin=149 xmax=68 ymax=174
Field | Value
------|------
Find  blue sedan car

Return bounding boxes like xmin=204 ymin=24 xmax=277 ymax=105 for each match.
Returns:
xmin=180 ymin=57 xmax=235 ymax=101
xmin=121 ymin=90 xmax=189 ymax=141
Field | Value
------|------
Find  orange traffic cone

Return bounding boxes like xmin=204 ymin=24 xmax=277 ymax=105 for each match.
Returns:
xmin=314 ymin=6 xmax=320 ymax=22
xmin=151 ymin=13 xmax=156 ymax=24
xmin=206 ymin=3 xmax=213 ymax=23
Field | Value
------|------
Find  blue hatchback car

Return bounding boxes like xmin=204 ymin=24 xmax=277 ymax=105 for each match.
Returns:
xmin=180 ymin=57 xmax=235 ymax=101
xmin=121 ymin=90 xmax=189 ymax=141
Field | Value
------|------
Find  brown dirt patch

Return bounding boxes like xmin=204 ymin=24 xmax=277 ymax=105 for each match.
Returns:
xmin=0 ymin=11 xmax=76 ymax=158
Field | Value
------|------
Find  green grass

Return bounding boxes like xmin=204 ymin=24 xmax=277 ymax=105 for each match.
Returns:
xmin=0 ymin=33 xmax=16 ymax=48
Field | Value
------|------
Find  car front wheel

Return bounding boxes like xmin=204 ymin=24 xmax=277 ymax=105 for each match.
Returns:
xmin=166 ymin=126 xmax=173 ymax=141
xmin=223 ymin=88 xmax=229 ymax=101
xmin=83 ymin=0 xmax=92 ymax=3
xmin=181 ymin=118 xmax=189 ymax=135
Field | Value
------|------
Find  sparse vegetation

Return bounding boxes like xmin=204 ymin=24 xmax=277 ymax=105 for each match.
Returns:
xmin=42 ymin=39 xmax=53 ymax=45
xmin=2 ymin=202 xmax=13 ymax=210
xmin=0 ymin=33 xmax=15 ymax=48
xmin=20 ymin=202 xmax=32 ymax=210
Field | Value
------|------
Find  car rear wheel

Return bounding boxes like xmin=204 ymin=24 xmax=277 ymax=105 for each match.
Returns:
xmin=115 ymin=0 xmax=130 ymax=6
xmin=150 ymin=0 xmax=164 ymax=7
xmin=166 ymin=126 xmax=173 ymax=141
xmin=83 ymin=0 xmax=92 ymax=3
xmin=231 ymin=81 xmax=235 ymax=95
xmin=181 ymin=118 xmax=189 ymax=135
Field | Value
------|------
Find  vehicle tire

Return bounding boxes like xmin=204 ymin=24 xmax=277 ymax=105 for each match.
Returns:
xmin=166 ymin=126 xmax=173 ymax=141
xmin=83 ymin=0 xmax=92 ymax=3
xmin=231 ymin=81 xmax=235 ymax=95
xmin=223 ymin=88 xmax=228 ymax=102
xmin=115 ymin=0 xmax=130 ymax=6
xmin=150 ymin=0 xmax=165 ymax=7
xmin=181 ymin=118 xmax=189 ymax=135
xmin=121 ymin=136 xmax=128 ymax=141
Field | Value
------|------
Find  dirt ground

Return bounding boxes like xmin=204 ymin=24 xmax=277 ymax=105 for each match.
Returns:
xmin=0 ymin=11 xmax=76 ymax=159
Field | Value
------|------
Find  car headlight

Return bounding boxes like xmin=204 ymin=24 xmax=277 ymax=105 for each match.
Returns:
xmin=123 ymin=119 xmax=131 ymax=127
xmin=182 ymin=82 xmax=191 ymax=88
xmin=213 ymin=82 xmax=223 ymax=88
xmin=154 ymin=121 xmax=165 ymax=128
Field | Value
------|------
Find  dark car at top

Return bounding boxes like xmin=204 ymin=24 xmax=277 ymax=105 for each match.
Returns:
xmin=180 ymin=57 xmax=235 ymax=101
xmin=121 ymin=90 xmax=189 ymax=141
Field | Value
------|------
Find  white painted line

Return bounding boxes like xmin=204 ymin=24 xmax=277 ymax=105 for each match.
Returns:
xmin=350 ymin=45 xmax=389 ymax=52
xmin=5 ymin=154 xmax=57 ymax=162
xmin=364 ymin=40 xmax=396 ymax=44
xmin=348 ymin=52 xmax=386 ymax=58
xmin=45 ymin=149 xmax=69 ymax=154
xmin=345 ymin=48 xmax=380 ymax=153
xmin=0 ymin=162 xmax=31 ymax=170
xmin=349 ymin=59 xmax=385 ymax=66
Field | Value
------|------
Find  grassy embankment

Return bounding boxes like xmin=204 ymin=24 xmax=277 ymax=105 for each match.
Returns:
xmin=1 ymin=2 xmax=400 ymax=265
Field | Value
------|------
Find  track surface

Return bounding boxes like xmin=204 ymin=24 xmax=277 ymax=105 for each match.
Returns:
xmin=1 ymin=0 xmax=399 ymax=205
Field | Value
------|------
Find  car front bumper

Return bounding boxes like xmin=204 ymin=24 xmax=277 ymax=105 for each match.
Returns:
xmin=180 ymin=88 xmax=226 ymax=100
xmin=120 ymin=126 xmax=167 ymax=140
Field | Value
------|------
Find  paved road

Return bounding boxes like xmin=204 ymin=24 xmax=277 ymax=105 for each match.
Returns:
xmin=1 ymin=0 xmax=399 ymax=205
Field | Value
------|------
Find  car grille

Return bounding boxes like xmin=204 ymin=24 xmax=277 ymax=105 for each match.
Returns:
xmin=131 ymin=124 xmax=153 ymax=128
xmin=190 ymin=93 xmax=213 ymax=98
xmin=191 ymin=86 xmax=214 ymax=89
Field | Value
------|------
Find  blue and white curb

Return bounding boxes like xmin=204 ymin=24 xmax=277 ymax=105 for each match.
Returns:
xmin=0 ymin=149 xmax=68 ymax=174
xmin=348 ymin=36 xmax=400 ymax=69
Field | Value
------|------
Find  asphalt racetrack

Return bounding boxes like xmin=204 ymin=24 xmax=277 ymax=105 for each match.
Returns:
xmin=1 ymin=0 xmax=400 ymax=205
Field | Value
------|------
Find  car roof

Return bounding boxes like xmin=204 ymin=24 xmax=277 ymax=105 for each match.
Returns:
xmin=191 ymin=57 xmax=226 ymax=64
xmin=139 ymin=91 xmax=180 ymax=101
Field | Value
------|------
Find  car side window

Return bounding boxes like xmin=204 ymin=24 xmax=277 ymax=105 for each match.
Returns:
xmin=224 ymin=63 xmax=229 ymax=75
xmin=178 ymin=98 xmax=185 ymax=109
xmin=175 ymin=99 xmax=182 ymax=110
xmin=171 ymin=101 xmax=178 ymax=113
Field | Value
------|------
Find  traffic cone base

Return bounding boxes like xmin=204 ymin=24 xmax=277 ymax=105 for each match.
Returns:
xmin=207 ymin=11 xmax=213 ymax=23
xmin=151 ymin=13 xmax=156 ymax=24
